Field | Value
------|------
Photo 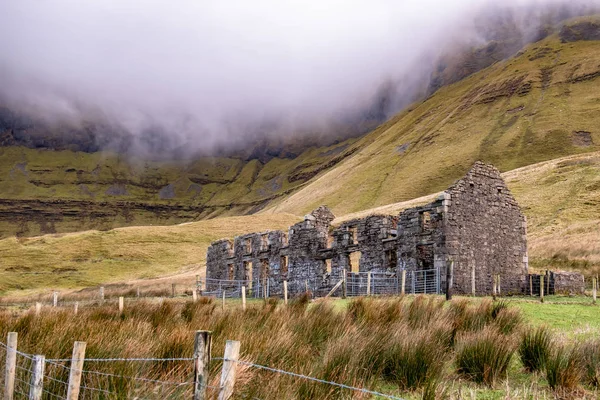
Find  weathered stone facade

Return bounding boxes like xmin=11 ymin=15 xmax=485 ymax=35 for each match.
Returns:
xmin=553 ymin=271 xmax=585 ymax=295
xmin=205 ymin=162 xmax=532 ymax=296
xmin=528 ymin=270 xmax=586 ymax=296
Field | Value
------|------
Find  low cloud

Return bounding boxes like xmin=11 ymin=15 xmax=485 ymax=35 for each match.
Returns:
xmin=0 ymin=0 xmax=598 ymax=155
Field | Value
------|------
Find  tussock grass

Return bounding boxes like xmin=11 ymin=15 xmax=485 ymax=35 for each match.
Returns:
xmin=519 ymin=326 xmax=552 ymax=373
xmin=579 ymin=339 xmax=600 ymax=387
xmin=0 ymin=296 xmax=537 ymax=399
xmin=455 ymin=327 xmax=516 ymax=386
xmin=545 ymin=344 xmax=583 ymax=392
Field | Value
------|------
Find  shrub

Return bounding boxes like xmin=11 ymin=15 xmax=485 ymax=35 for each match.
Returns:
xmin=493 ymin=308 xmax=522 ymax=335
xmin=519 ymin=326 xmax=552 ymax=372
xmin=406 ymin=295 xmax=444 ymax=329
xmin=181 ymin=298 xmax=215 ymax=323
xmin=378 ymin=324 xmax=451 ymax=391
xmin=545 ymin=345 xmax=582 ymax=391
xmin=347 ymin=297 xmax=372 ymax=323
xmin=451 ymin=299 xmax=491 ymax=334
xmin=579 ymin=339 xmax=600 ymax=387
xmin=455 ymin=328 xmax=515 ymax=386
xmin=490 ymin=300 xmax=509 ymax=319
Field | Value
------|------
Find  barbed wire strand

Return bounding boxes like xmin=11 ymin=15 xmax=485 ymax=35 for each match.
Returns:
xmin=3 ymin=339 xmax=403 ymax=399
xmin=230 ymin=359 xmax=405 ymax=400
xmin=46 ymin=356 xmax=194 ymax=362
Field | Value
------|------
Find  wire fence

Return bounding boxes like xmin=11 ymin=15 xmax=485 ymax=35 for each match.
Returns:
xmin=202 ymin=278 xmax=272 ymax=299
xmin=1 ymin=335 xmax=406 ymax=400
xmin=200 ymin=268 xmax=442 ymax=300
xmin=346 ymin=268 xmax=441 ymax=297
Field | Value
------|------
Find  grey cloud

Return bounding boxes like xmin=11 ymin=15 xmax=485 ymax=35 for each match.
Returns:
xmin=0 ymin=0 xmax=598 ymax=154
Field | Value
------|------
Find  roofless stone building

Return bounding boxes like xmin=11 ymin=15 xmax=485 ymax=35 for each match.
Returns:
xmin=205 ymin=162 xmax=531 ymax=296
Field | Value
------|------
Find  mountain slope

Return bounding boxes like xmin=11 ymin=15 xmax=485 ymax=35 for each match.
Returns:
xmin=0 ymin=138 xmax=357 ymax=237
xmin=2 ymin=17 xmax=600 ymax=239
xmin=267 ymin=19 xmax=600 ymax=216
xmin=1 ymin=151 xmax=599 ymax=296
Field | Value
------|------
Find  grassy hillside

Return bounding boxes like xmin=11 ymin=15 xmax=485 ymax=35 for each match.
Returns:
xmin=268 ymin=18 xmax=600 ymax=216
xmin=0 ymin=213 xmax=300 ymax=296
xmin=1 ymin=151 xmax=599 ymax=296
xmin=0 ymin=139 xmax=355 ymax=237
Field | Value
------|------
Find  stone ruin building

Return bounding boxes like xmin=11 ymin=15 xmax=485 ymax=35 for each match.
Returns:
xmin=204 ymin=162 xmax=581 ymax=298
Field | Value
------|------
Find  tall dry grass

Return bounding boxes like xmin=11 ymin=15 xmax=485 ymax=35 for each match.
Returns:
xmin=0 ymin=296 xmax=596 ymax=399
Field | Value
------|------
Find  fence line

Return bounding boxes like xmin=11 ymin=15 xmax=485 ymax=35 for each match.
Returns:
xmin=230 ymin=358 xmax=404 ymax=400
xmin=2 ymin=333 xmax=404 ymax=400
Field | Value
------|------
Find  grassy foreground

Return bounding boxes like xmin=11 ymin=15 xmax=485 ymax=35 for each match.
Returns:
xmin=1 ymin=296 xmax=599 ymax=399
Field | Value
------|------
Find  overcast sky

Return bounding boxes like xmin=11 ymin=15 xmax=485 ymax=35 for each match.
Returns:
xmin=0 ymin=0 xmax=598 ymax=152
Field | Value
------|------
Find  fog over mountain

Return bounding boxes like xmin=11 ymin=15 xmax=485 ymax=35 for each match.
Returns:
xmin=1 ymin=0 xmax=599 ymax=156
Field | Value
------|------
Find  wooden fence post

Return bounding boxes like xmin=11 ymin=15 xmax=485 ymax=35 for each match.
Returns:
xmin=137 ymin=287 xmax=141 ymax=298
xmin=445 ymin=261 xmax=454 ymax=301
xmin=74 ymin=302 xmax=79 ymax=315
xmin=118 ymin=297 xmax=124 ymax=314
xmin=222 ymin=291 xmax=226 ymax=310
xmin=193 ymin=288 xmax=198 ymax=303
xmin=497 ymin=275 xmax=501 ymax=296
xmin=592 ymin=277 xmax=597 ymax=305
xmin=4 ymin=332 xmax=17 ymax=400
xmin=35 ymin=302 xmax=42 ymax=316
xmin=263 ymin=277 xmax=268 ymax=300
xmin=283 ymin=281 xmax=288 ymax=305
xmin=241 ymin=286 xmax=246 ymax=311
xmin=218 ymin=340 xmax=241 ymax=400
xmin=193 ymin=331 xmax=212 ymax=400
xmin=29 ymin=355 xmax=45 ymax=400
xmin=492 ymin=275 xmax=497 ymax=301
xmin=529 ymin=275 xmax=533 ymax=296
xmin=471 ymin=266 xmax=476 ymax=296
xmin=342 ymin=269 xmax=347 ymax=299
xmin=366 ymin=272 xmax=371 ymax=296
xmin=401 ymin=270 xmax=406 ymax=296
xmin=540 ymin=275 xmax=544 ymax=303
xmin=66 ymin=341 xmax=86 ymax=400
xmin=100 ymin=286 xmax=105 ymax=303
xmin=53 ymin=291 xmax=58 ymax=307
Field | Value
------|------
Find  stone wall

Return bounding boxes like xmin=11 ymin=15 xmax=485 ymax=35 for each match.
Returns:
xmin=205 ymin=162 xmax=530 ymax=297
xmin=397 ymin=196 xmax=448 ymax=293
xmin=285 ymin=206 xmax=335 ymax=295
xmin=444 ymin=162 xmax=528 ymax=295
xmin=552 ymin=270 xmax=585 ymax=295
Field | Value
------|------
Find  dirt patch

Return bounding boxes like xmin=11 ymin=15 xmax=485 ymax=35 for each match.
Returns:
xmin=572 ymin=131 xmax=594 ymax=147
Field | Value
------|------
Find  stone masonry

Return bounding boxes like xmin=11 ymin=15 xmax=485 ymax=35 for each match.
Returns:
xmin=205 ymin=162 xmax=532 ymax=296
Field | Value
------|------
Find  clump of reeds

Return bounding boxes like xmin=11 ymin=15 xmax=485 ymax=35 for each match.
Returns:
xmin=545 ymin=345 xmax=582 ymax=391
xmin=519 ymin=326 xmax=552 ymax=373
xmin=579 ymin=339 xmax=600 ymax=387
xmin=0 ymin=295 xmax=525 ymax=399
xmin=455 ymin=327 xmax=516 ymax=386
